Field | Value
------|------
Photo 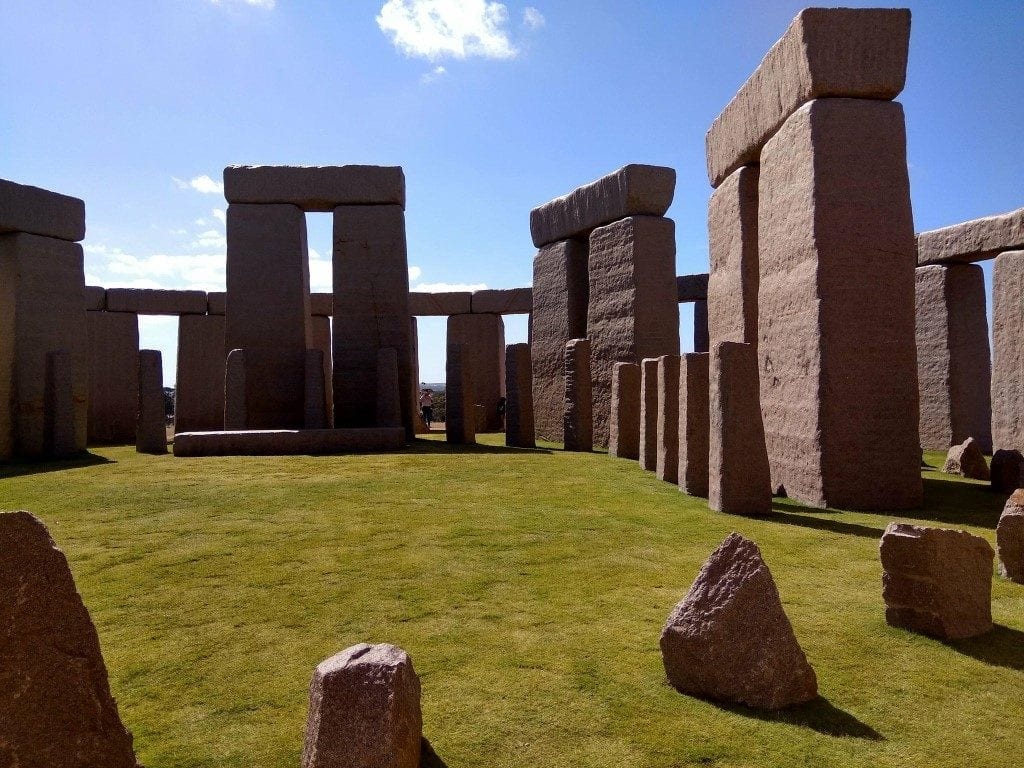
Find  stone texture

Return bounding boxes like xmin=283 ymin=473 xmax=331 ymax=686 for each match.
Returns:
xmin=563 ymin=338 xmax=592 ymax=452
xmin=678 ymin=352 xmax=710 ymax=498
xmin=87 ymin=311 xmax=140 ymax=444
xmin=472 ymin=288 xmax=532 ymax=315
xmin=173 ymin=427 xmax=405 ymax=456
xmin=445 ymin=343 xmax=475 ymax=444
xmin=880 ymin=523 xmax=994 ymax=640
xmin=173 ymin=314 xmax=224 ymax=433
xmin=310 ymin=315 xmax=334 ymax=427
xmin=408 ymin=291 xmax=472 ymax=316
xmin=84 ymin=285 xmax=106 ymax=311
xmin=0 ymin=511 xmax=137 ymax=767
xmin=224 ymin=349 xmax=247 ymax=431
xmin=609 ymin=362 xmax=640 ymax=460
xmin=305 ymin=349 xmax=328 ymax=429
xmin=693 ymin=300 xmax=709 ymax=354
xmin=530 ymin=165 xmax=676 ymax=247
xmin=505 ymin=343 xmax=536 ymax=448
xmin=0 ymin=177 xmax=86 ymax=241
xmin=676 ymin=273 xmax=709 ymax=302
xmin=917 ymin=207 xmax=1024 ymax=265
xmin=997 ymin=490 xmax=1024 ymax=583
xmin=708 ymin=164 xmax=759 ymax=352
xmin=45 ymin=350 xmax=78 ymax=457
xmin=376 ymin=347 xmax=402 ymax=429
xmin=225 ymin=165 xmax=406 ymax=210
xmin=310 ymin=293 xmax=334 ymax=317
xmin=660 ymin=533 xmax=817 ymax=710
xmin=106 ymin=288 xmax=207 ymax=315
xmin=639 ymin=358 xmax=659 ymax=471
xmin=656 ymin=355 xmax=681 ymax=482
xmin=991 ymin=449 xmax=1024 ymax=494
xmin=942 ymin=437 xmax=990 ymax=481
xmin=915 ymin=264 xmax=991 ymax=452
xmin=447 ymin=314 xmax=506 ymax=432
xmin=207 ymin=291 xmax=226 ymax=315
xmin=991 ymin=251 xmax=1024 ymax=453
xmin=709 ymin=342 xmax=771 ymax=515
xmin=530 ymin=239 xmax=589 ymax=442
xmin=301 ymin=643 xmax=421 ymax=768
xmin=0 ymin=233 xmax=88 ymax=460
xmin=136 ymin=349 xmax=166 ymax=454
xmin=705 ymin=8 xmax=911 ymax=187
xmin=333 ymin=205 xmax=414 ymax=438
xmin=226 ymin=203 xmax=311 ymax=429
xmin=759 ymin=98 xmax=921 ymax=510
xmin=588 ymin=216 xmax=680 ymax=447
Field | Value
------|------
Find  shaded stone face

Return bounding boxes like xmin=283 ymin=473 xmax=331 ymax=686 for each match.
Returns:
xmin=609 ymin=362 xmax=640 ymax=460
xmin=223 ymin=349 xmax=247 ymax=431
xmin=173 ymin=314 xmax=224 ymax=434
xmin=136 ymin=349 xmax=167 ymax=455
xmin=45 ymin=350 xmax=77 ymax=457
xmin=563 ymin=338 xmax=593 ymax=452
xmin=447 ymin=314 xmax=506 ymax=432
xmin=917 ymin=207 xmax=1024 ymax=266
xmin=997 ymin=490 xmax=1024 ymax=583
xmin=172 ymin=427 xmax=405 ymax=457
xmin=660 ymin=532 xmax=818 ymax=710
xmin=445 ymin=343 xmax=475 ymax=445
xmin=408 ymin=291 xmax=472 ymax=316
xmin=88 ymin=311 xmax=140 ymax=444
xmin=639 ymin=358 xmax=659 ymax=472
xmin=708 ymin=165 xmax=759 ymax=351
xmin=656 ymin=355 xmax=681 ymax=483
xmin=0 ymin=177 xmax=86 ymax=242
xmin=991 ymin=251 xmax=1024 ymax=453
xmin=678 ymin=352 xmax=710 ymax=498
xmin=304 ymin=349 xmax=328 ymax=430
xmin=692 ymin=299 xmax=709 ymax=354
xmin=471 ymin=288 xmax=532 ymax=315
xmin=942 ymin=437 xmax=990 ymax=481
xmin=0 ymin=511 xmax=137 ymax=767
xmin=375 ymin=347 xmax=401 ymax=429
xmin=310 ymin=315 xmax=334 ymax=427
xmin=105 ymin=288 xmax=207 ymax=315
xmin=505 ymin=343 xmax=536 ymax=449
xmin=224 ymin=165 xmax=406 ymax=211
xmin=676 ymin=273 xmax=709 ymax=302
xmin=84 ymin=285 xmax=106 ymax=311
xmin=991 ymin=449 xmax=1024 ymax=494
xmin=880 ymin=522 xmax=994 ymax=640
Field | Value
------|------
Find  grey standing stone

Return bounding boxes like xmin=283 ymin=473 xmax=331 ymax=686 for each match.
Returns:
xmin=708 ymin=165 xmax=759 ymax=351
xmin=991 ymin=449 xmax=1024 ymax=494
xmin=656 ymin=354 xmax=681 ymax=483
xmin=174 ymin=313 xmax=224 ymax=433
xmin=45 ymin=350 xmax=78 ymax=458
xmin=991 ymin=251 xmax=1024 ymax=453
xmin=87 ymin=311 xmax=140 ymax=444
xmin=609 ymin=362 xmax=640 ymax=460
xmin=639 ymin=358 xmax=659 ymax=471
xmin=305 ymin=349 xmax=328 ymax=429
xmin=445 ymin=343 xmax=475 ymax=444
xmin=136 ymin=349 xmax=166 ymax=455
xmin=224 ymin=348 xmax=247 ymax=431
xmin=997 ymin=489 xmax=1024 ymax=583
xmin=678 ymin=352 xmax=710 ymax=498
xmin=376 ymin=347 xmax=402 ymax=429
xmin=563 ymin=338 xmax=592 ymax=452
xmin=505 ymin=343 xmax=536 ymax=448
xmin=447 ymin=313 xmax=506 ymax=432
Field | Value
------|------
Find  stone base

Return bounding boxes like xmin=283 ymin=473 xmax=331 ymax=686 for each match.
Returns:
xmin=173 ymin=428 xmax=405 ymax=457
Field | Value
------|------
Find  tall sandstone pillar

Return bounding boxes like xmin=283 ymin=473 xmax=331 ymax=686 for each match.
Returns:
xmin=678 ymin=352 xmax=710 ymax=498
xmin=87 ymin=311 xmax=139 ymax=443
xmin=136 ymin=349 xmax=167 ymax=455
xmin=447 ymin=313 xmax=506 ymax=432
xmin=174 ymin=313 xmax=224 ymax=433
xmin=609 ymin=362 xmax=640 ymax=459
xmin=992 ymin=251 xmax=1024 ymax=453
xmin=656 ymin=354 xmax=680 ymax=483
xmin=563 ymin=338 xmax=592 ymax=452
xmin=639 ymin=358 xmax=660 ymax=471
xmin=445 ymin=343 xmax=475 ymax=445
xmin=708 ymin=165 xmax=759 ymax=352
xmin=505 ymin=343 xmax=535 ymax=448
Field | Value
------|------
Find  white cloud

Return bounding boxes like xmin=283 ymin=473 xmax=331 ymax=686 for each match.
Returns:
xmin=408 ymin=265 xmax=423 ymax=281
xmin=414 ymin=281 xmax=487 ymax=292
xmin=377 ymin=0 xmax=518 ymax=60
xmin=192 ymin=229 xmax=227 ymax=249
xmin=173 ymin=174 xmax=224 ymax=195
xmin=421 ymin=65 xmax=447 ymax=83
xmin=522 ymin=6 xmax=543 ymax=29
xmin=212 ymin=208 xmax=227 ymax=225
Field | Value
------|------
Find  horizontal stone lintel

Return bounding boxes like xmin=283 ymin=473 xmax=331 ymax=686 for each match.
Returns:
xmin=0 ymin=177 xmax=86 ymax=242
xmin=223 ymin=165 xmax=405 ymax=211
xmin=917 ymin=207 xmax=1024 ymax=265
xmin=105 ymin=288 xmax=208 ymax=315
xmin=677 ymin=273 xmax=709 ymax=302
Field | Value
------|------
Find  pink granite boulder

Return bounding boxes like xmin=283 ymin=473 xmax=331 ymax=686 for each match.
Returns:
xmin=942 ymin=437 xmax=990 ymax=481
xmin=997 ymin=489 xmax=1024 ymax=584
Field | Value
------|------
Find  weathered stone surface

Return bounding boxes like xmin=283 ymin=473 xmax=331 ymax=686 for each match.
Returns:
xmin=88 ymin=311 xmax=140 ymax=443
xmin=136 ymin=349 xmax=166 ymax=454
xmin=609 ymin=362 xmax=640 ymax=460
xmin=84 ymin=285 xmax=106 ymax=311
xmin=0 ymin=177 xmax=86 ymax=241
xmin=917 ymin=207 xmax=1024 ymax=265
xmin=376 ymin=347 xmax=402 ymax=429
xmin=942 ymin=437 xmax=990 ymax=481
xmin=305 ymin=349 xmax=328 ymax=429
xmin=310 ymin=292 xmax=334 ymax=317
xmin=445 ymin=343 xmax=475 ymax=444
xmin=991 ymin=251 xmax=1024 ymax=453
xmin=678 ymin=352 xmax=710 ymax=498
xmin=0 ymin=511 xmax=137 ymax=767
xmin=759 ymin=98 xmax=921 ymax=510
xmin=408 ymin=291 xmax=472 ymax=316
xmin=333 ymin=205 xmax=413 ymax=438
xmin=656 ymin=355 xmax=681 ymax=483
xmin=705 ymin=8 xmax=910 ymax=187
xmin=693 ymin=300 xmax=709 ymax=354
xmin=991 ymin=449 xmax=1024 ymax=494
xmin=0 ymin=233 xmax=88 ymax=460
xmin=588 ymin=216 xmax=679 ymax=447
xmin=174 ymin=314 xmax=224 ymax=433
xmin=710 ymin=342 xmax=771 ymax=515
xmin=310 ymin=315 xmax=334 ymax=427
xmin=225 ymin=164 xmax=406 ymax=210
xmin=105 ymin=288 xmax=207 ymax=315
xmin=708 ymin=164 xmax=759 ymax=353
xmin=471 ymin=288 xmax=532 ymax=315
xmin=530 ymin=239 xmax=588 ymax=442
xmin=531 ymin=165 xmax=676 ymax=247
xmin=880 ymin=523 xmax=994 ymax=640
xmin=639 ymin=358 xmax=659 ymax=471
xmin=301 ymin=643 xmax=421 ymax=768
xmin=676 ymin=273 xmax=709 ymax=302
xmin=224 ymin=349 xmax=247 ymax=431
xmin=207 ymin=291 xmax=226 ymax=315
xmin=45 ymin=350 xmax=78 ymax=457
xmin=173 ymin=427 xmax=405 ymax=456
xmin=660 ymin=533 xmax=817 ymax=710
xmin=226 ymin=203 xmax=311 ymax=429
xmin=447 ymin=313 xmax=505 ymax=432
xmin=997 ymin=489 xmax=1024 ymax=583
xmin=563 ymin=338 xmax=592 ymax=452
xmin=505 ymin=343 xmax=535 ymax=448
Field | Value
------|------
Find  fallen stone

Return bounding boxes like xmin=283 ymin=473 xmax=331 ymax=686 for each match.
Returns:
xmin=942 ymin=437 xmax=990 ymax=480
xmin=0 ymin=177 xmax=86 ymax=241
xmin=563 ymin=338 xmax=593 ymax=452
xmin=225 ymin=164 xmax=406 ymax=210
xmin=997 ymin=490 xmax=1024 ymax=583
xmin=105 ymin=288 xmax=208 ymax=315
xmin=991 ymin=251 xmax=1024 ymax=454
xmin=471 ymin=287 xmax=532 ymax=315
xmin=408 ymin=291 xmax=472 ymax=316
xmin=608 ymin=362 xmax=641 ymax=460
xmin=660 ymin=532 xmax=817 ymax=710
xmin=991 ymin=449 xmax=1024 ymax=494
xmin=917 ymin=207 xmax=1024 ymax=266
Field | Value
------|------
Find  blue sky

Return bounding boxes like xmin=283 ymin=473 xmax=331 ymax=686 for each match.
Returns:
xmin=3 ymin=0 xmax=1023 ymax=383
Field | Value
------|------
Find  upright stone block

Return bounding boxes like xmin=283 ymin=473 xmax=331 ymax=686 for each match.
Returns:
xmin=915 ymin=264 xmax=992 ymax=452
xmin=376 ymin=347 xmax=402 ymax=429
xmin=678 ymin=352 xmax=710 ymax=497
xmin=656 ymin=354 xmax=680 ymax=483
xmin=588 ymin=216 xmax=680 ymax=447
xmin=174 ymin=313 xmax=224 ymax=433
xmin=609 ymin=362 xmax=640 ymax=459
xmin=639 ymin=358 xmax=659 ymax=471
xmin=708 ymin=164 xmax=759 ymax=351
xmin=530 ymin=239 xmax=588 ymax=441
xmin=709 ymin=342 xmax=771 ymax=515
xmin=0 ymin=178 xmax=86 ymax=241
xmin=45 ymin=350 xmax=77 ymax=457
xmin=333 ymin=205 xmax=413 ymax=437
xmin=758 ymin=98 xmax=921 ymax=510
xmin=693 ymin=300 xmax=709 ymax=354
xmin=304 ymin=349 xmax=328 ymax=429
xmin=136 ymin=349 xmax=166 ymax=455
xmin=505 ymin=343 xmax=536 ymax=448
xmin=991 ymin=251 xmax=1024 ymax=452
xmin=87 ymin=311 xmax=139 ymax=443
xmin=310 ymin=315 xmax=333 ymax=428
xmin=226 ymin=203 xmax=311 ymax=429
xmin=447 ymin=313 xmax=505 ymax=432
xmin=563 ymin=338 xmax=592 ymax=452
xmin=446 ymin=343 xmax=475 ymax=444
xmin=224 ymin=349 xmax=247 ymax=431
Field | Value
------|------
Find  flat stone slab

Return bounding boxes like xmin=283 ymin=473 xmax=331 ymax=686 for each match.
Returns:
xmin=917 ymin=207 xmax=1024 ymax=265
xmin=471 ymin=288 xmax=532 ymax=315
xmin=409 ymin=291 xmax=472 ymax=316
xmin=676 ymin=273 xmax=709 ymax=303
xmin=0 ymin=177 xmax=86 ymax=241
xmin=705 ymin=7 xmax=910 ymax=187
xmin=224 ymin=165 xmax=405 ymax=210
xmin=106 ymin=288 xmax=208 ymax=315
xmin=530 ymin=164 xmax=676 ymax=247
xmin=173 ymin=427 xmax=405 ymax=456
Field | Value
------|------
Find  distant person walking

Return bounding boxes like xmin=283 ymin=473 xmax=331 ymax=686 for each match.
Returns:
xmin=419 ymin=388 xmax=434 ymax=429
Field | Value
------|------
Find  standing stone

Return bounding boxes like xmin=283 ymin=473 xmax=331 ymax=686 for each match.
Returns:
xmin=530 ymin=239 xmax=588 ymax=441
xmin=660 ymin=533 xmax=817 ymax=710
xmin=656 ymin=354 xmax=681 ymax=483
xmin=136 ymin=349 xmax=166 ymax=455
xmin=45 ymin=350 xmax=78 ymax=457
xmin=563 ymin=338 xmax=592 ymax=452
xmin=445 ymin=343 xmax=475 ymax=444
xmin=678 ymin=352 xmax=711 ymax=497
xmin=758 ymin=98 xmax=921 ymax=510
xmin=410 ymin=317 xmax=425 ymax=433
xmin=0 ymin=511 xmax=137 ymax=768
xmin=301 ymin=643 xmax=422 ymax=768
xmin=880 ymin=523 xmax=994 ymax=640
xmin=942 ymin=437 xmax=990 ymax=481
xmin=709 ymin=342 xmax=771 ymax=515
xmin=505 ymin=343 xmax=536 ymax=448
xmin=588 ymin=216 xmax=679 ymax=446
xmin=991 ymin=449 xmax=1024 ymax=494
xmin=87 ymin=311 xmax=140 ymax=443
xmin=915 ymin=264 xmax=992 ymax=452
xmin=997 ymin=490 xmax=1024 ymax=583
xmin=174 ymin=313 xmax=224 ymax=433
xmin=609 ymin=362 xmax=641 ymax=459
xmin=693 ymin=299 xmax=710 ymax=354
xmin=224 ymin=349 xmax=247 ymax=431
xmin=447 ymin=313 xmax=506 ymax=432
xmin=305 ymin=349 xmax=328 ymax=429
xmin=310 ymin=315 xmax=334 ymax=427
xmin=376 ymin=347 xmax=402 ymax=429
xmin=639 ymin=358 xmax=659 ymax=471
xmin=708 ymin=164 xmax=759 ymax=352
xmin=991 ymin=250 xmax=1024 ymax=453
xmin=225 ymin=203 xmax=311 ymax=429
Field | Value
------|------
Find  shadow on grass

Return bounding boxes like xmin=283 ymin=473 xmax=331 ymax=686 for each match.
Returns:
xmin=405 ymin=438 xmax=553 ymax=456
xmin=762 ymin=503 xmax=886 ymax=540
xmin=945 ymin=624 xmax=1024 ymax=671
xmin=0 ymin=451 xmax=114 ymax=479
xmin=421 ymin=737 xmax=448 ymax=767
xmin=718 ymin=696 xmax=883 ymax=740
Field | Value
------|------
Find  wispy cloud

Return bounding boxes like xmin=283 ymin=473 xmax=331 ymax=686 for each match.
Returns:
xmin=173 ymin=174 xmax=224 ymax=195
xmin=522 ymin=6 xmax=544 ymax=29
xmin=207 ymin=0 xmax=276 ymax=10
xmin=409 ymin=265 xmax=423 ymax=281
xmin=421 ymin=65 xmax=447 ymax=83
xmin=414 ymin=281 xmax=488 ymax=292
xmin=212 ymin=208 xmax=227 ymax=225
xmin=377 ymin=0 xmax=518 ymax=60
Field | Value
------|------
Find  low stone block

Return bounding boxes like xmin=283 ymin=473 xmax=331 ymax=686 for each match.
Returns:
xmin=991 ymin=251 xmax=1024 ymax=453
xmin=174 ymin=314 xmax=224 ymax=433
xmin=676 ymin=273 xmax=709 ymax=302
xmin=639 ymin=358 xmax=659 ymax=471
xmin=505 ymin=343 xmax=536 ymax=448
xmin=942 ymin=437 xmax=990 ymax=481
xmin=471 ymin=287 xmax=533 ymax=315
xmin=609 ymin=362 xmax=640 ymax=460
xmin=917 ymin=207 xmax=1024 ymax=265
xmin=445 ymin=343 xmax=475 ymax=444
xmin=304 ymin=349 xmax=327 ymax=429
xmin=136 ymin=349 xmax=166 ymax=454
xmin=678 ymin=352 xmax=710 ymax=498
xmin=656 ymin=355 xmax=680 ymax=483
xmin=408 ymin=291 xmax=472 ymax=316
xmin=173 ymin=427 xmax=405 ymax=456
xmin=87 ymin=311 xmax=139 ymax=444
xmin=880 ymin=523 xmax=994 ymax=640
xmin=105 ymin=288 xmax=208 ymax=315
xmin=563 ymin=338 xmax=592 ymax=452
xmin=991 ymin=449 xmax=1024 ymax=494
xmin=84 ymin=285 xmax=106 ymax=311
xmin=447 ymin=313 xmax=505 ymax=432
xmin=376 ymin=347 xmax=402 ymax=428
xmin=0 ymin=177 xmax=85 ymax=241
xmin=997 ymin=490 xmax=1024 ymax=583
xmin=225 ymin=165 xmax=406 ymax=210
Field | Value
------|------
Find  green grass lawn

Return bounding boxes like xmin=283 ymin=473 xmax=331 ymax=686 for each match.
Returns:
xmin=1 ymin=440 xmax=1021 ymax=768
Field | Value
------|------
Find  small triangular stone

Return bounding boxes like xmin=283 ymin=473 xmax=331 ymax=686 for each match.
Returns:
xmin=942 ymin=437 xmax=990 ymax=480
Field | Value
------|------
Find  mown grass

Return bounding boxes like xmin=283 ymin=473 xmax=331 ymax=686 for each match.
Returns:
xmin=1 ymin=441 xmax=1021 ymax=768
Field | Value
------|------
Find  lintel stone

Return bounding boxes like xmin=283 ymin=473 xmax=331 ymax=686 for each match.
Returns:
xmin=676 ymin=273 xmax=709 ymax=303
xmin=917 ymin=207 xmax=1024 ymax=266
xmin=408 ymin=291 xmax=472 ymax=316
xmin=0 ymin=177 xmax=86 ymax=242
xmin=471 ymin=288 xmax=532 ymax=315
xmin=224 ymin=165 xmax=406 ymax=210
xmin=106 ymin=288 xmax=208 ymax=315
